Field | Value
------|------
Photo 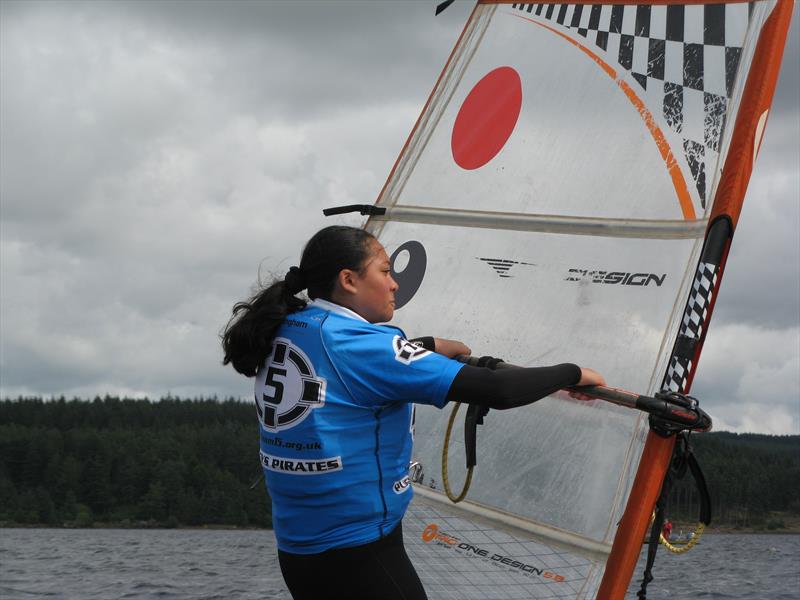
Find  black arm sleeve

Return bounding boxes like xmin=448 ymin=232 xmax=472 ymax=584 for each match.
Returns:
xmin=446 ymin=363 xmax=582 ymax=410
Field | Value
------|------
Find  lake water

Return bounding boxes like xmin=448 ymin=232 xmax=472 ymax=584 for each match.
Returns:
xmin=1 ymin=528 xmax=797 ymax=599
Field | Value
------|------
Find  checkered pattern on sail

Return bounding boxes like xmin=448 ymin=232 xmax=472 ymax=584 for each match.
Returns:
xmin=510 ymin=3 xmax=751 ymax=209
xmin=662 ymin=261 xmax=719 ymax=392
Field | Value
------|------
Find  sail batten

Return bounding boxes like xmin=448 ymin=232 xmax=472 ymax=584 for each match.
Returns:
xmin=376 ymin=205 xmax=708 ymax=238
xmin=414 ymin=485 xmax=613 ymax=558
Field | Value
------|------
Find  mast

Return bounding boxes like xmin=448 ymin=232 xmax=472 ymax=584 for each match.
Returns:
xmin=598 ymin=1 xmax=794 ymax=596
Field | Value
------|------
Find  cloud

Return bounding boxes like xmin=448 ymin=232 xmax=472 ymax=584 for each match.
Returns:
xmin=0 ymin=0 xmax=462 ymax=122
xmin=0 ymin=1 xmax=440 ymax=401
xmin=692 ymin=324 xmax=800 ymax=435
xmin=714 ymin=160 xmax=800 ymax=330
xmin=712 ymin=27 xmax=800 ymax=331
xmin=0 ymin=1 xmax=797 ymax=437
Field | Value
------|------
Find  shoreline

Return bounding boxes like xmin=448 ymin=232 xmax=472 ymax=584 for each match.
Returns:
xmin=3 ymin=522 xmax=798 ymax=534
xmin=667 ymin=517 xmax=800 ymax=535
xmin=0 ymin=522 xmax=272 ymax=531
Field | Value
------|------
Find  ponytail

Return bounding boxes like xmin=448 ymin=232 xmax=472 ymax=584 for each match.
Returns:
xmin=222 ymin=278 xmax=306 ymax=377
xmin=222 ymin=225 xmax=375 ymax=377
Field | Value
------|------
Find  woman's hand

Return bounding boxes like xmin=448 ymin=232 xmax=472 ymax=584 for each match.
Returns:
xmin=434 ymin=338 xmax=471 ymax=359
xmin=569 ymin=367 xmax=606 ymax=400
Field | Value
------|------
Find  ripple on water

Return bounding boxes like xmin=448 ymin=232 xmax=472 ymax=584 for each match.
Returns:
xmin=2 ymin=529 xmax=798 ymax=600
xmin=0 ymin=587 xmax=59 ymax=598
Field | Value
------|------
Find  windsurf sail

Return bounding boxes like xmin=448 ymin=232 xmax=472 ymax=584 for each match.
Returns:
xmin=360 ymin=1 xmax=792 ymax=597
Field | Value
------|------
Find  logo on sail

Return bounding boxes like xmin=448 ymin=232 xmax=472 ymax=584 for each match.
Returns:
xmin=565 ymin=268 xmax=666 ymax=287
xmin=421 ymin=523 xmax=566 ymax=582
xmin=478 ymin=257 xmax=536 ymax=279
xmin=452 ymin=66 xmax=523 ymax=170
xmin=390 ymin=241 xmax=427 ymax=309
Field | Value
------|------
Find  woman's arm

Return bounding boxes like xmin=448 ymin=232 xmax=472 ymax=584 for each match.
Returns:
xmin=447 ymin=363 xmax=604 ymax=409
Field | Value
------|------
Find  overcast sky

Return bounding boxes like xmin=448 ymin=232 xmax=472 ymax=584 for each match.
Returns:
xmin=1 ymin=1 xmax=797 ymax=435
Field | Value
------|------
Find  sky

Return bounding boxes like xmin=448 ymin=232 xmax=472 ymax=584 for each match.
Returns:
xmin=1 ymin=1 xmax=797 ymax=435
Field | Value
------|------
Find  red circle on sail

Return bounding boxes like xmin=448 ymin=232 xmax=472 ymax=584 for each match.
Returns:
xmin=451 ymin=66 xmax=522 ymax=170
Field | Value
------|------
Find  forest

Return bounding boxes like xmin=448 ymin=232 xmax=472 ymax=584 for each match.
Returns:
xmin=1 ymin=396 xmax=798 ymax=530
xmin=0 ymin=397 xmax=269 ymax=528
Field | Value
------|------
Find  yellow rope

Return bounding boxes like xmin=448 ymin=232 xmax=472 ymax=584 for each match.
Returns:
xmin=442 ymin=402 xmax=474 ymax=503
xmin=650 ymin=512 xmax=706 ymax=554
xmin=660 ymin=523 xmax=705 ymax=554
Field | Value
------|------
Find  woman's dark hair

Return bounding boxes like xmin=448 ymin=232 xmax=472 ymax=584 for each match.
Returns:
xmin=221 ymin=225 xmax=376 ymax=376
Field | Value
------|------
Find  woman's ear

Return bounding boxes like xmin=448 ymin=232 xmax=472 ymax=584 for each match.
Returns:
xmin=337 ymin=269 xmax=359 ymax=296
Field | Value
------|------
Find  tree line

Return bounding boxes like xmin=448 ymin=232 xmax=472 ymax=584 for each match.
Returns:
xmin=664 ymin=430 xmax=799 ymax=529
xmin=0 ymin=396 xmax=270 ymax=528
xmin=1 ymin=397 xmax=798 ymax=529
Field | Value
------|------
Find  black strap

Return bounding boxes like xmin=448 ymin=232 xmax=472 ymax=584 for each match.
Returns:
xmin=688 ymin=450 xmax=712 ymax=526
xmin=464 ymin=404 xmax=489 ymax=469
xmin=637 ymin=433 xmax=712 ymax=599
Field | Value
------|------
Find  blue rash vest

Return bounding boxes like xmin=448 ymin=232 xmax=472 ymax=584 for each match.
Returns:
xmin=254 ymin=299 xmax=464 ymax=554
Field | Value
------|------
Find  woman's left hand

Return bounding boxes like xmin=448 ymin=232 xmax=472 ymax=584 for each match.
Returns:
xmin=434 ymin=338 xmax=471 ymax=359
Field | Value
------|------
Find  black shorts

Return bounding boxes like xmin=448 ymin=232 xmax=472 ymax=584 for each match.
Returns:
xmin=277 ymin=523 xmax=428 ymax=600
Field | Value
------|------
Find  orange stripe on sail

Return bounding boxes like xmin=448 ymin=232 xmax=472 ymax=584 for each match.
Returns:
xmin=518 ymin=14 xmax=618 ymax=79
xmin=512 ymin=13 xmax=697 ymax=220
xmin=618 ymin=80 xmax=696 ymax=220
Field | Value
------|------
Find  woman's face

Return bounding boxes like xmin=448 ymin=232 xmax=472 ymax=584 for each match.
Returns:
xmin=347 ymin=240 xmax=399 ymax=323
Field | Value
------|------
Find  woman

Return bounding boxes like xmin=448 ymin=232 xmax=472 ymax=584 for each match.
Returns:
xmin=222 ymin=225 xmax=605 ymax=600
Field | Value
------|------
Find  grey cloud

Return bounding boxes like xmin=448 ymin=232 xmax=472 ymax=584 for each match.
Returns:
xmin=770 ymin=9 xmax=799 ymax=116
xmin=708 ymin=104 xmax=799 ymax=329
xmin=697 ymin=11 xmax=799 ymax=331
xmin=0 ymin=0 xmax=465 ymax=121
xmin=0 ymin=1 xmax=797 ymax=434
xmin=690 ymin=323 xmax=799 ymax=434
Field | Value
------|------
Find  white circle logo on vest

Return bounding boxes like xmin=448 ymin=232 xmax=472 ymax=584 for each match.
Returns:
xmin=255 ymin=338 xmax=326 ymax=431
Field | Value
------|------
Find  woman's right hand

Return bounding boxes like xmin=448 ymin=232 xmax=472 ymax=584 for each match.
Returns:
xmin=569 ymin=367 xmax=606 ymax=400
xmin=577 ymin=367 xmax=605 ymax=387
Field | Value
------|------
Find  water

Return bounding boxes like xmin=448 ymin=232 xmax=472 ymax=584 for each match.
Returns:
xmin=623 ymin=533 xmax=799 ymax=599
xmin=1 ymin=529 xmax=798 ymax=599
xmin=0 ymin=529 xmax=288 ymax=600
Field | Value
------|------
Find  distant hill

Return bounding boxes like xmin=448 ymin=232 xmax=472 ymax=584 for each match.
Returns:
xmin=1 ymin=397 xmax=798 ymax=530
